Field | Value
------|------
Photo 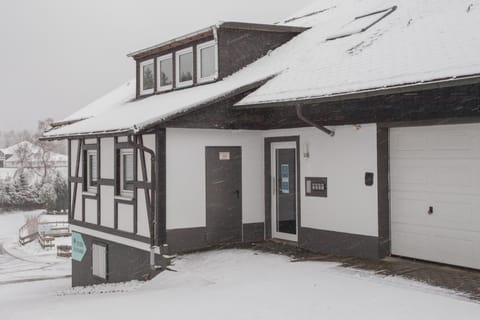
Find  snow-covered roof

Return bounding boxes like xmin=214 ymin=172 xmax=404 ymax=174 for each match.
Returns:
xmin=44 ymin=74 xmax=273 ymax=138
xmin=237 ymin=0 xmax=480 ymax=106
xmin=1 ymin=141 xmax=41 ymax=156
xmin=1 ymin=141 xmax=67 ymax=163
xmin=44 ymin=0 xmax=480 ymax=138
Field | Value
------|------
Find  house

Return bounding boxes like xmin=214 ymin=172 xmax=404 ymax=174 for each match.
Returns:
xmin=43 ymin=0 xmax=480 ymax=287
xmin=1 ymin=141 xmax=68 ymax=169
xmin=0 ymin=141 xmax=68 ymax=182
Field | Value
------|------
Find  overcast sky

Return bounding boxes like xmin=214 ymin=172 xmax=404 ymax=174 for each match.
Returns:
xmin=0 ymin=0 xmax=312 ymax=132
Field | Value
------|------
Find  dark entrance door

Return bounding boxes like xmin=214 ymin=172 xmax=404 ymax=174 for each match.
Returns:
xmin=276 ymin=148 xmax=297 ymax=235
xmin=205 ymin=147 xmax=242 ymax=244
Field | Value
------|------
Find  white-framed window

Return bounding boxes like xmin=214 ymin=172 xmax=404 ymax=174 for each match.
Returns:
xmin=120 ymin=149 xmax=134 ymax=197
xmin=175 ymin=47 xmax=193 ymax=88
xmin=86 ymin=150 xmax=98 ymax=193
xmin=92 ymin=243 xmax=107 ymax=279
xmin=139 ymin=59 xmax=155 ymax=95
xmin=197 ymin=40 xmax=218 ymax=83
xmin=157 ymin=53 xmax=173 ymax=91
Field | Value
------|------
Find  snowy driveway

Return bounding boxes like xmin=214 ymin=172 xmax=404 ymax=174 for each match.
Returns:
xmin=2 ymin=249 xmax=480 ymax=320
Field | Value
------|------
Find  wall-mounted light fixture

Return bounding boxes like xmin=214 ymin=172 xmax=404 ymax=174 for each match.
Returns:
xmin=353 ymin=124 xmax=362 ymax=130
xmin=303 ymin=142 xmax=310 ymax=159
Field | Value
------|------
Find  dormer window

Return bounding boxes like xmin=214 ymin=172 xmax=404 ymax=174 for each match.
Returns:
xmin=176 ymin=47 xmax=193 ymax=88
xmin=157 ymin=53 xmax=173 ymax=91
xmin=197 ymin=40 xmax=218 ymax=83
xmin=140 ymin=59 xmax=154 ymax=95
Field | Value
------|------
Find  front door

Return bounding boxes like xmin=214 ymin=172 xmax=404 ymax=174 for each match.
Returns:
xmin=205 ymin=147 xmax=242 ymax=245
xmin=271 ymin=142 xmax=298 ymax=242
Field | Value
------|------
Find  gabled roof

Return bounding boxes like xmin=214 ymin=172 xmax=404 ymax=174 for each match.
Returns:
xmin=44 ymin=0 xmax=480 ymax=139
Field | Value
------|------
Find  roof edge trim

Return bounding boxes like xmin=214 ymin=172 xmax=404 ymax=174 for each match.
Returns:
xmin=235 ymin=74 xmax=480 ymax=109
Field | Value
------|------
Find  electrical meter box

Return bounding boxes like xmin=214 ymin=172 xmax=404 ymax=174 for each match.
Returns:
xmin=305 ymin=177 xmax=327 ymax=197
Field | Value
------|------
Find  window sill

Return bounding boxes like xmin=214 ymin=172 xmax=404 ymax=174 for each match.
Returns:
xmin=83 ymin=191 xmax=97 ymax=197
xmin=115 ymin=195 xmax=134 ymax=201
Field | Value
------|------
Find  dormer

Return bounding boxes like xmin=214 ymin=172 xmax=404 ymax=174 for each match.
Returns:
xmin=128 ymin=22 xmax=308 ymax=98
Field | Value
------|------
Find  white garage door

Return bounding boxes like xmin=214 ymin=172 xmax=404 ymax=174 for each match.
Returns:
xmin=390 ymin=123 xmax=480 ymax=269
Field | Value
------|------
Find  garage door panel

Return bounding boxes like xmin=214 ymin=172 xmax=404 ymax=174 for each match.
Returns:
xmin=392 ymin=224 xmax=476 ymax=268
xmin=390 ymin=124 xmax=480 ymax=270
xmin=433 ymin=199 xmax=475 ymax=231
xmin=391 ymin=193 xmax=429 ymax=223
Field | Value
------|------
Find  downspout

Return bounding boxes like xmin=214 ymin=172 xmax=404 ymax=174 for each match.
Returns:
xmin=128 ymin=136 xmax=164 ymax=271
xmin=295 ymin=104 xmax=335 ymax=137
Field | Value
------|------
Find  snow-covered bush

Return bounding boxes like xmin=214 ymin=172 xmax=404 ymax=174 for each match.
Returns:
xmin=0 ymin=171 xmax=67 ymax=212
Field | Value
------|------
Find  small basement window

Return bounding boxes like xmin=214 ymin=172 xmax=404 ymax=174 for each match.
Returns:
xmin=140 ymin=59 xmax=155 ymax=95
xmin=157 ymin=53 xmax=173 ymax=91
xmin=120 ymin=149 xmax=134 ymax=197
xmin=87 ymin=150 xmax=98 ymax=193
xmin=176 ymin=47 xmax=193 ymax=87
xmin=326 ymin=6 xmax=397 ymax=41
xmin=92 ymin=243 xmax=107 ymax=279
xmin=197 ymin=40 xmax=218 ymax=83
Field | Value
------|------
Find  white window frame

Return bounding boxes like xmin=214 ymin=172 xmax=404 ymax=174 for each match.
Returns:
xmin=92 ymin=243 xmax=107 ymax=279
xmin=175 ymin=47 xmax=194 ymax=88
xmin=196 ymin=40 xmax=218 ymax=84
xmin=120 ymin=149 xmax=134 ymax=197
xmin=86 ymin=149 xmax=98 ymax=193
xmin=139 ymin=59 xmax=155 ymax=95
xmin=156 ymin=53 xmax=173 ymax=92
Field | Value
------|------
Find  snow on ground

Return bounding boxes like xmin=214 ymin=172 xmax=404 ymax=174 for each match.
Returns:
xmin=1 ymin=249 xmax=480 ymax=320
xmin=0 ymin=210 xmax=71 ymax=284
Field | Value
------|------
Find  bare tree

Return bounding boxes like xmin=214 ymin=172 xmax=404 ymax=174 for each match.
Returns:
xmin=13 ymin=142 xmax=33 ymax=175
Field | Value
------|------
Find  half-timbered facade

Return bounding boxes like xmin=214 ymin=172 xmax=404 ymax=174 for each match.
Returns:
xmin=44 ymin=0 xmax=480 ymax=287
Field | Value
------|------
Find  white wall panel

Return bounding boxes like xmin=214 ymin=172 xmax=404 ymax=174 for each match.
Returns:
xmin=137 ymin=134 xmax=155 ymax=182
xmin=70 ymin=139 xmax=82 ymax=176
xmin=73 ymin=183 xmax=83 ymax=221
xmin=117 ymin=203 xmax=134 ymax=233
xmin=137 ymin=190 xmax=150 ymax=237
xmin=100 ymin=138 xmax=114 ymax=179
xmin=100 ymin=186 xmax=114 ymax=228
xmin=85 ymin=198 xmax=97 ymax=224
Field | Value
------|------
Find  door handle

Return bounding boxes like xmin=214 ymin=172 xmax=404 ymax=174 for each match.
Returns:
xmin=234 ymin=190 xmax=240 ymax=199
xmin=428 ymin=206 xmax=434 ymax=215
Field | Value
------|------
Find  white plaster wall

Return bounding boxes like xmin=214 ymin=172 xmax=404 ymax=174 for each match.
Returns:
xmin=100 ymin=138 xmax=114 ymax=179
xmin=166 ymin=128 xmax=264 ymax=229
xmin=118 ymin=203 xmax=134 ymax=232
xmin=265 ymin=125 xmax=378 ymax=237
xmin=100 ymin=186 xmax=114 ymax=228
xmin=85 ymin=198 xmax=97 ymax=224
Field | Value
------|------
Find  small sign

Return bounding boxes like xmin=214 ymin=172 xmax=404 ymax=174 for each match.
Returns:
xmin=219 ymin=152 xmax=230 ymax=160
xmin=281 ymin=164 xmax=290 ymax=193
xmin=72 ymin=232 xmax=87 ymax=262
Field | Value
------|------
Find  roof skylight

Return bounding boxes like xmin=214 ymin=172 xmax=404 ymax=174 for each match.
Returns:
xmin=326 ymin=6 xmax=397 ymax=41
xmin=282 ymin=6 xmax=335 ymax=24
